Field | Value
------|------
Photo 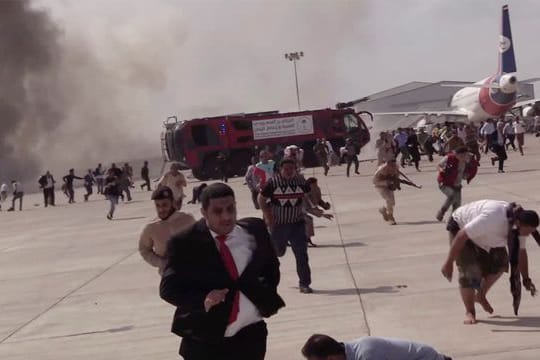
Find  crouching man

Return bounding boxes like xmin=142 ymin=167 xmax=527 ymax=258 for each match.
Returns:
xmin=441 ymin=199 xmax=539 ymax=324
xmin=301 ymin=333 xmax=451 ymax=360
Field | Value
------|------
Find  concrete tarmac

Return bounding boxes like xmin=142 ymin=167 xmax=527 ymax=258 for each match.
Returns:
xmin=1 ymin=136 xmax=540 ymax=359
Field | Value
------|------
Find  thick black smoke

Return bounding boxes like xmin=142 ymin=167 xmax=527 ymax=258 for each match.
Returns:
xmin=0 ymin=0 xmax=186 ymax=184
xmin=0 ymin=0 xmax=63 ymax=182
xmin=1 ymin=0 xmax=373 ymax=185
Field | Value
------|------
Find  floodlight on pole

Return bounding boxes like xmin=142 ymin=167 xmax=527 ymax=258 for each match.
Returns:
xmin=284 ymin=51 xmax=304 ymax=110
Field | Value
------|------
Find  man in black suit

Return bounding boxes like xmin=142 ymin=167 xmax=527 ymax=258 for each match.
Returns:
xmin=160 ymin=183 xmax=285 ymax=360
xmin=38 ymin=170 xmax=56 ymax=207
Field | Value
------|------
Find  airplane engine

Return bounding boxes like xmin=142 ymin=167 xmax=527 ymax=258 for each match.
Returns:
xmin=522 ymin=105 xmax=535 ymax=117
xmin=499 ymin=73 xmax=518 ymax=93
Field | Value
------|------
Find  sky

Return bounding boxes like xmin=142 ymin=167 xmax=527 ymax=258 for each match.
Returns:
xmin=6 ymin=0 xmax=540 ymax=179
xmin=36 ymin=0 xmax=540 ymax=113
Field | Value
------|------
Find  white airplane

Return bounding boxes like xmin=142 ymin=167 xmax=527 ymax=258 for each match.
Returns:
xmin=372 ymin=4 xmax=539 ymax=124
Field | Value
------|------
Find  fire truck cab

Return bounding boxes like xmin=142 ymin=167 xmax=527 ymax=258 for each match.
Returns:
xmin=161 ymin=108 xmax=372 ymax=180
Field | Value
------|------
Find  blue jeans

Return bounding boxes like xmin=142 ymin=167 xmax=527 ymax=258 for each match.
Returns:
xmin=271 ymin=222 xmax=311 ymax=287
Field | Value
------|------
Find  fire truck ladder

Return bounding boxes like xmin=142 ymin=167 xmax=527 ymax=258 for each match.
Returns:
xmin=160 ymin=132 xmax=170 ymax=163
xmin=158 ymin=116 xmax=178 ymax=178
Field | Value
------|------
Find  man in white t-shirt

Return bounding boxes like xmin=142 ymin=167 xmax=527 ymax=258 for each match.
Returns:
xmin=441 ymin=200 xmax=539 ymax=324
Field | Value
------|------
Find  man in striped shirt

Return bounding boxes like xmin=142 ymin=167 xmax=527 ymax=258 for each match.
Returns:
xmin=258 ymin=158 xmax=323 ymax=294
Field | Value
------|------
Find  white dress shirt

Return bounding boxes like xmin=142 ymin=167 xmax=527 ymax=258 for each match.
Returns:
xmin=481 ymin=122 xmax=496 ymax=135
xmin=503 ymin=123 xmax=514 ymax=135
xmin=209 ymin=224 xmax=262 ymax=337
xmin=44 ymin=175 xmax=55 ymax=189
xmin=513 ymin=122 xmax=525 ymax=134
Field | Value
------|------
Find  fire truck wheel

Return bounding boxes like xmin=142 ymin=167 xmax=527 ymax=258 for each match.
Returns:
xmin=191 ymin=167 xmax=209 ymax=181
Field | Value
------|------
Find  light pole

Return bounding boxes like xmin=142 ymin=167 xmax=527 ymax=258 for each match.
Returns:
xmin=284 ymin=51 xmax=304 ymax=110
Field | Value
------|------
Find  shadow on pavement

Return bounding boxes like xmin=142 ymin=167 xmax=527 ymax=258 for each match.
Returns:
xmin=505 ymin=168 xmax=540 ymax=174
xmin=314 ymin=241 xmax=366 ymax=249
xmin=480 ymin=316 xmax=540 ymax=330
xmin=113 ymin=216 xmax=147 ymax=221
xmin=41 ymin=325 xmax=134 ymax=340
xmin=120 ymin=200 xmax=146 ymax=204
xmin=399 ymin=220 xmax=441 ymax=225
xmin=313 ymin=286 xmax=401 ymax=296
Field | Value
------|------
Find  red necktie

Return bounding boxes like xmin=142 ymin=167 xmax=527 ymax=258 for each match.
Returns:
xmin=216 ymin=235 xmax=240 ymax=324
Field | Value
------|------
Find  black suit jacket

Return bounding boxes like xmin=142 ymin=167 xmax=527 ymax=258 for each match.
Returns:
xmin=38 ymin=175 xmax=55 ymax=188
xmin=160 ymin=217 xmax=285 ymax=343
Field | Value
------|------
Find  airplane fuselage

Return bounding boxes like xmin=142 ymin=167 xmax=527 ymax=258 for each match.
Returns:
xmin=449 ymin=74 xmax=517 ymax=122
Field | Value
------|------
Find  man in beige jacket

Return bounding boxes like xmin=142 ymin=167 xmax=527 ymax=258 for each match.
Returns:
xmin=139 ymin=186 xmax=195 ymax=274
xmin=157 ymin=163 xmax=187 ymax=209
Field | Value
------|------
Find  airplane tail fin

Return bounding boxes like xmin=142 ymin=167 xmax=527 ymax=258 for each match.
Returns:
xmin=499 ymin=4 xmax=516 ymax=74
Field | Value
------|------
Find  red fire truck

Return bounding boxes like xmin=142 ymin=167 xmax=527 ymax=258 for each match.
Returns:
xmin=161 ymin=107 xmax=372 ymax=180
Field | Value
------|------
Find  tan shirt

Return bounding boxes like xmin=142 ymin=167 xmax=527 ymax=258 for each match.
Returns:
xmin=138 ymin=211 xmax=196 ymax=271
xmin=373 ymin=165 xmax=398 ymax=188
xmin=158 ymin=172 xmax=187 ymax=200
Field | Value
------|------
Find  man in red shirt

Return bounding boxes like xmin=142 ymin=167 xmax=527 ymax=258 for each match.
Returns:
xmin=436 ymin=147 xmax=478 ymax=222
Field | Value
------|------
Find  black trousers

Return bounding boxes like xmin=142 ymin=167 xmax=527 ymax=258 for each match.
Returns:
xmin=179 ymin=321 xmax=267 ymax=360
xmin=11 ymin=192 xmax=23 ymax=211
xmin=43 ymin=188 xmax=55 ymax=206
xmin=491 ymin=144 xmax=508 ymax=171
xmin=345 ymin=155 xmax=359 ymax=176
xmin=141 ymin=176 xmax=151 ymax=191
xmin=84 ymin=185 xmax=93 ymax=200
xmin=97 ymin=178 xmax=104 ymax=194
xmin=317 ymin=155 xmax=329 ymax=175
xmin=218 ymin=166 xmax=228 ymax=183
xmin=251 ymin=189 xmax=260 ymax=209
xmin=506 ymin=134 xmax=516 ymax=150
xmin=67 ymin=185 xmax=75 ymax=203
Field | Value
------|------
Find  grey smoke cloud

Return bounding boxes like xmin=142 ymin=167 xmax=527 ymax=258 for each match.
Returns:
xmin=2 ymin=0 xmax=372 ymax=182
xmin=0 ymin=0 xmax=63 ymax=182
xmin=0 ymin=0 xmax=188 ymax=183
xmin=3 ymin=0 xmax=539 ymax=183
